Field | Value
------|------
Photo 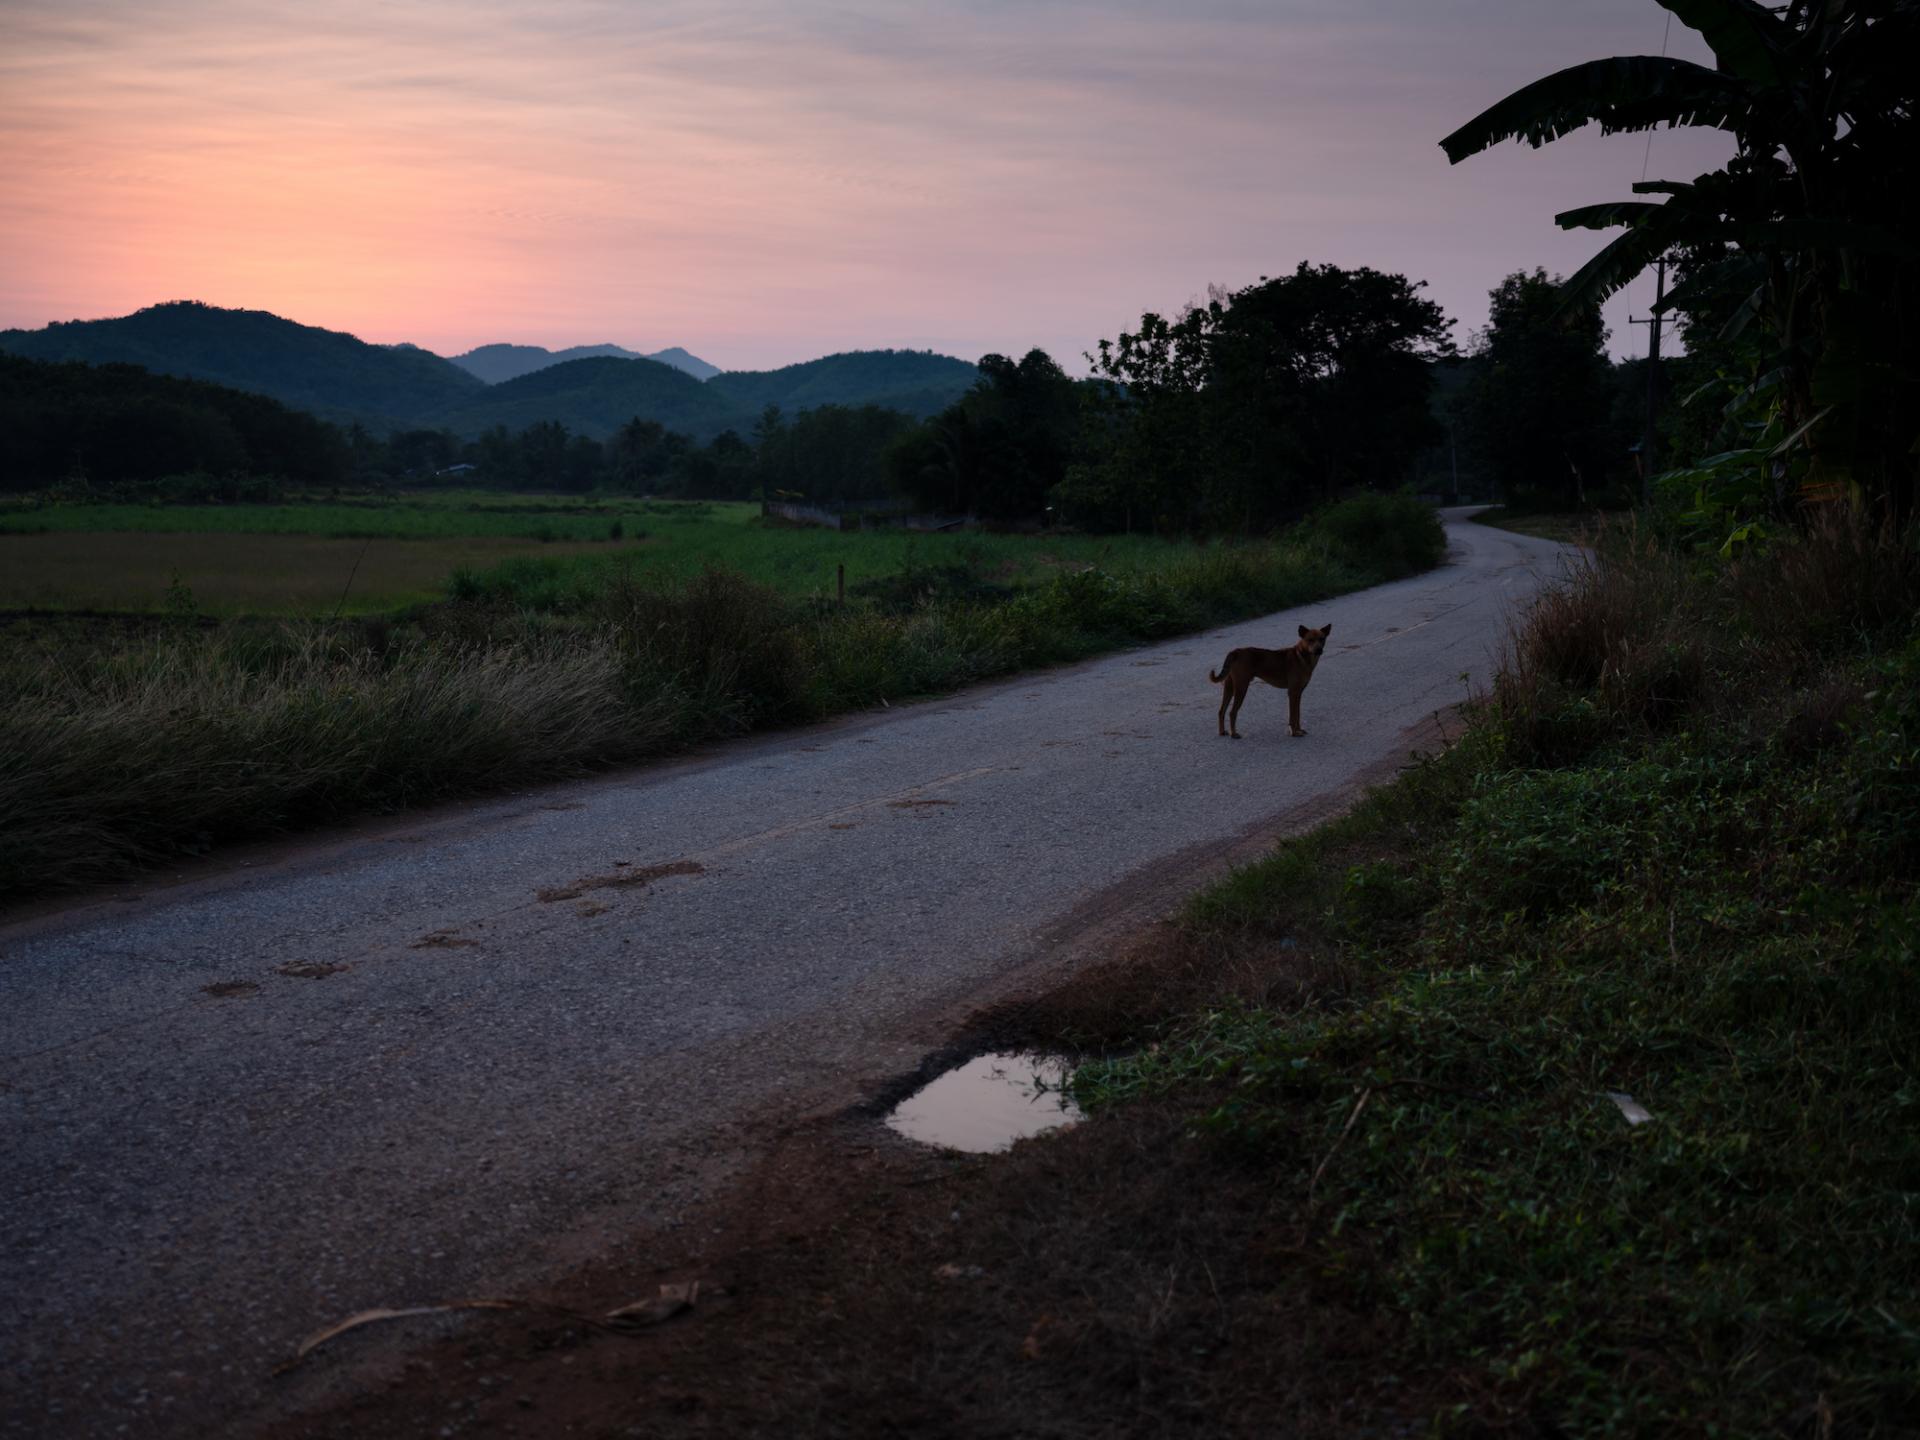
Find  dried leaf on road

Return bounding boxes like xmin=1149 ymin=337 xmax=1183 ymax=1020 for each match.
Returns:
xmin=279 ymin=1285 xmax=701 ymax=1373
xmin=279 ymin=1300 xmax=518 ymax=1370
xmin=605 ymin=1281 xmax=701 ymax=1330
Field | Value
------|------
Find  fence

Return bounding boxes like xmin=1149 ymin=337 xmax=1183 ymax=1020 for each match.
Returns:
xmin=762 ymin=500 xmax=845 ymax=529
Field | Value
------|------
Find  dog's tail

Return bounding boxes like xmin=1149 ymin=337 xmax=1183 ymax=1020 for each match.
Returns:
xmin=1208 ymin=649 xmax=1236 ymax=684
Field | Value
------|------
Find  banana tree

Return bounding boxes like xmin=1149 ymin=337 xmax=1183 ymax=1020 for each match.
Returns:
xmin=1440 ymin=0 xmax=1919 ymax=517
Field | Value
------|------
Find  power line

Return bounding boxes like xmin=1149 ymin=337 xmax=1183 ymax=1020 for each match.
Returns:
xmin=1630 ymin=8 xmax=1676 ymax=501
xmin=1639 ymin=10 xmax=1675 ymax=184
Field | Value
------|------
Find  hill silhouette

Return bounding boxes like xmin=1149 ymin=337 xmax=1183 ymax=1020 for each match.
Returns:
xmin=0 ymin=302 xmax=481 ymax=430
xmin=646 ymin=347 xmax=722 ymax=382
xmin=449 ymin=342 xmax=721 ymax=385
xmin=422 ymin=356 xmax=737 ymax=439
xmin=709 ymin=350 xmax=978 ymax=419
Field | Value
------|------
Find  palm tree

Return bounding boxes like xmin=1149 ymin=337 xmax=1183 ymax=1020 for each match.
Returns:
xmin=1441 ymin=0 xmax=1918 ymax=512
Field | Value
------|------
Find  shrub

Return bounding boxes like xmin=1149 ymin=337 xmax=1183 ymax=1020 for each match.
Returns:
xmin=600 ymin=568 xmax=813 ymax=731
xmin=849 ymin=564 xmax=1004 ymax=614
xmin=1491 ymin=526 xmax=1707 ymax=764
xmin=1442 ymin=751 xmax=1775 ymax=918
xmin=1332 ymin=859 xmax=1428 ymax=940
xmin=1304 ymin=490 xmax=1447 ymax=577
xmin=1518 ymin=528 xmax=1693 ymax=690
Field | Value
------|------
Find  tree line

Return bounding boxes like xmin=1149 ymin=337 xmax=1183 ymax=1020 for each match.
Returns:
xmin=7 ymin=262 xmax=1673 ymax=525
xmin=367 ymin=261 xmax=1657 ymax=526
xmin=0 ymin=354 xmax=348 ymax=495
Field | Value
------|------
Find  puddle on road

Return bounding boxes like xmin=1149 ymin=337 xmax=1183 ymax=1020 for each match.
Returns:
xmin=885 ymin=1052 xmax=1082 ymax=1154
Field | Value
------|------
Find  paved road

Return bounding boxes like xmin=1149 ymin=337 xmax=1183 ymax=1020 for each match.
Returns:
xmin=0 ymin=511 xmax=1567 ymax=1436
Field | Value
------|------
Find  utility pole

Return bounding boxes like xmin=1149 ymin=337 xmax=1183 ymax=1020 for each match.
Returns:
xmin=1627 ymin=255 xmax=1668 ymax=504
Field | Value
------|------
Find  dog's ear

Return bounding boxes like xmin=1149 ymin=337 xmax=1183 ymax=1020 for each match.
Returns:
xmin=1298 ymin=625 xmax=1309 ymax=638
xmin=1321 ymin=623 xmax=1333 ymax=637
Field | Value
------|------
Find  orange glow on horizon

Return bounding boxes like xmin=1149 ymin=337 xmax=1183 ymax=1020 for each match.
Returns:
xmin=1 ymin=2 xmax=1735 ymax=369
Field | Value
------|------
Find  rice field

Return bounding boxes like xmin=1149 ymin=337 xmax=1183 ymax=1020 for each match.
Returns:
xmin=0 ymin=531 xmax=624 ymax=617
xmin=0 ymin=493 xmax=745 ymax=541
xmin=0 ymin=492 xmax=1255 ymax=616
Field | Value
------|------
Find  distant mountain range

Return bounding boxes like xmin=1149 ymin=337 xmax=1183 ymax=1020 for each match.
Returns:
xmin=448 ymin=342 xmax=721 ymax=385
xmin=417 ymin=348 xmax=981 ymax=441
xmin=0 ymin=302 xmax=979 ymax=441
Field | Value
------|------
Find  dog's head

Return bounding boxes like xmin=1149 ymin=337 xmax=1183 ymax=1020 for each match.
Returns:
xmin=1297 ymin=622 xmax=1332 ymax=659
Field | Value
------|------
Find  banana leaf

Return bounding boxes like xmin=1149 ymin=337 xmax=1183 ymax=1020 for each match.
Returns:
xmin=1440 ymin=57 xmax=1743 ymax=162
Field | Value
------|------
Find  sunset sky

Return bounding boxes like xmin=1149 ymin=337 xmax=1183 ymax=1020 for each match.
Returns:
xmin=0 ymin=1 xmax=1733 ymax=371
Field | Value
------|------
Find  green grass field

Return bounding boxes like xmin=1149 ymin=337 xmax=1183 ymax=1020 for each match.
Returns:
xmin=0 ymin=492 xmax=1299 ymax=616
xmin=440 ymin=522 xmax=1270 ymax=611
xmin=0 ymin=532 xmax=624 ymax=616
xmin=0 ymin=492 xmax=746 ymax=541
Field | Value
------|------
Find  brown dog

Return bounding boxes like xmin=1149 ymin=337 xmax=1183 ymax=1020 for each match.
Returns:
xmin=1210 ymin=623 xmax=1332 ymax=739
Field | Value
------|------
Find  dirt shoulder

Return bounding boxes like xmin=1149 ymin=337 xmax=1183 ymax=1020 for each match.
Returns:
xmin=265 ymin=978 xmax=1426 ymax=1440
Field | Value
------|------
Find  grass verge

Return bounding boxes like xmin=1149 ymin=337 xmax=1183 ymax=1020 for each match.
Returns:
xmin=0 ymin=491 xmax=1444 ymax=903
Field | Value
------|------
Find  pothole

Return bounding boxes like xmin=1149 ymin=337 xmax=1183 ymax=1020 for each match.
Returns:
xmin=884 ymin=1051 xmax=1082 ymax=1154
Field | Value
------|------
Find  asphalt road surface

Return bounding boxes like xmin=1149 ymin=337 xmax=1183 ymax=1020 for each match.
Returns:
xmin=0 ymin=511 xmax=1569 ymax=1436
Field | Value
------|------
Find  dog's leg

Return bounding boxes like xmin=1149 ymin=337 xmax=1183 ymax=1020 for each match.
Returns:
xmin=1217 ymin=674 xmax=1231 ymax=736
xmin=1229 ymin=676 xmax=1248 ymax=739
xmin=1289 ymin=686 xmax=1306 ymax=737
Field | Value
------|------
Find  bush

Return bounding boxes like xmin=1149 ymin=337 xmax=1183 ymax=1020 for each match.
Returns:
xmin=601 ymin=568 xmax=813 ymax=731
xmin=1491 ymin=512 xmax=1920 ymax=770
xmin=1444 ymin=749 xmax=1780 ymax=919
xmin=1303 ymin=490 xmax=1447 ymax=577
xmin=1491 ymin=524 xmax=1712 ymax=764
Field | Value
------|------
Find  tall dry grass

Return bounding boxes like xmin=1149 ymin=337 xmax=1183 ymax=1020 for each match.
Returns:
xmin=0 ymin=631 xmax=685 ymax=893
xmin=1491 ymin=507 xmax=1920 ymax=766
xmin=1728 ymin=504 xmax=1920 ymax=645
